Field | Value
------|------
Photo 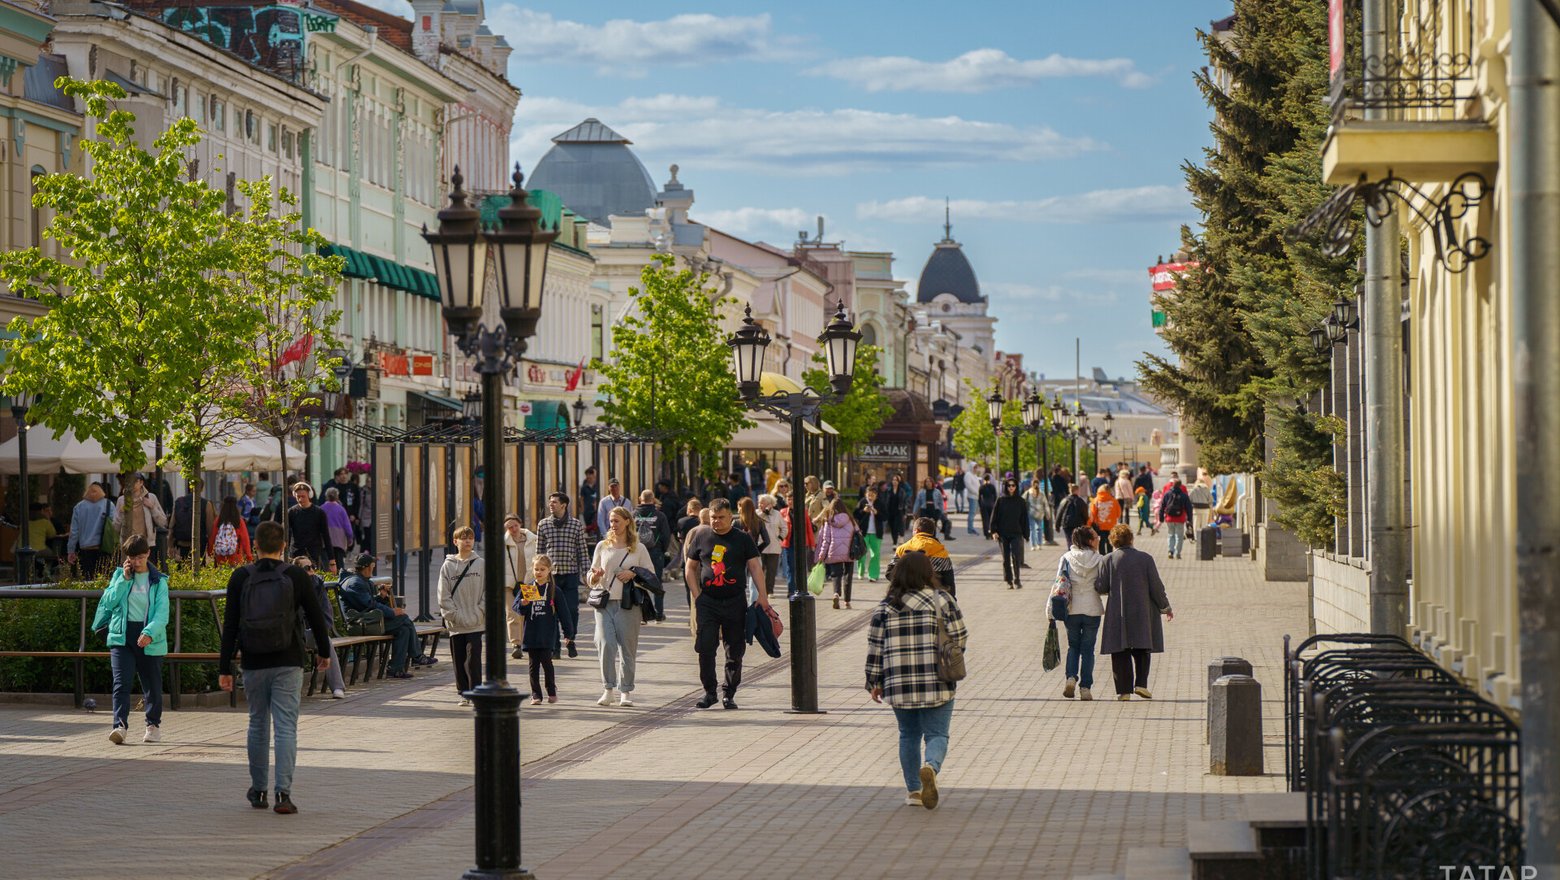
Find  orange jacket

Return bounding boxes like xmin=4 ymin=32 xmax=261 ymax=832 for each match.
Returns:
xmin=1088 ymin=487 xmax=1121 ymax=532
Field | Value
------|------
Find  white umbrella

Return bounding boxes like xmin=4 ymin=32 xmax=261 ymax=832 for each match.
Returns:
xmin=203 ymin=433 xmax=304 ymax=471
xmin=0 ymin=428 xmax=163 ymax=475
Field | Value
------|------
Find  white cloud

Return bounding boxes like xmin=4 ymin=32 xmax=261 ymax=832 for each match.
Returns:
xmin=696 ymin=207 xmax=818 ymax=238
xmin=855 ymin=186 xmax=1190 ymax=225
xmin=813 ymin=48 xmax=1154 ymax=93
xmin=513 ymin=95 xmax=1102 ymax=176
xmin=488 ymin=8 xmax=800 ymax=73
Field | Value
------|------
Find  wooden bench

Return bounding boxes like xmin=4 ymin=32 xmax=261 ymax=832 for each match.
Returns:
xmin=0 ymin=649 xmax=236 ymax=709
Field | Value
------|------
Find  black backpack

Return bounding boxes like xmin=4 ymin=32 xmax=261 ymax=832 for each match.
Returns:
xmin=240 ymin=564 xmax=297 ymax=655
xmin=1163 ymin=488 xmax=1189 ymax=518
xmin=635 ymin=512 xmax=661 ymax=553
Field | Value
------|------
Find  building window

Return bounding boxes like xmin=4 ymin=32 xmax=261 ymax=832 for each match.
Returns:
xmin=861 ymin=323 xmax=877 ymax=349
xmin=29 ymin=167 xmax=44 ymax=249
xmin=267 ymin=123 xmax=277 ymax=153
xmin=282 ymin=129 xmax=295 ymax=159
xmin=210 ymin=96 xmax=226 ymax=132
xmin=591 ymin=304 xmax=605 ymax=360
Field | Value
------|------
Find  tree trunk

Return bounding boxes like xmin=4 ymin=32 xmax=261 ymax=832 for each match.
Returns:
xmin=278 ymin=435 xmax=290 ymax=549
xmin=189 ymin=472 xmax=203 ymax=575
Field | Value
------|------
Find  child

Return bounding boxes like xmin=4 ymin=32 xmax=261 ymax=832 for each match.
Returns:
xmin=519 ymin=553 xmax=559 ymax=705
xmin=1135 ymin=487 xmax=1152 ymax=536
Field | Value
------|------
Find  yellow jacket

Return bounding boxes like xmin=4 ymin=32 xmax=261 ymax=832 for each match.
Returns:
xmin=895 ymin=532 xmax=951 ymax=563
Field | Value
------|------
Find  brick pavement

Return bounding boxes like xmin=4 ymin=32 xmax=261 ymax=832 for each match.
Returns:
xmin=0 ymin=526 xmax=1306 ymax=879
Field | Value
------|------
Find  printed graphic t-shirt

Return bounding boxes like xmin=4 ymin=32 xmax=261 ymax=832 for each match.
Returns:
xmin=685 ymin=526 xmax=759 ymax=601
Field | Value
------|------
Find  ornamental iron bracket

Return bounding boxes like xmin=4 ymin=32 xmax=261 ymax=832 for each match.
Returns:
xmin=1287 ymin=172 xmax=1491 ymax=274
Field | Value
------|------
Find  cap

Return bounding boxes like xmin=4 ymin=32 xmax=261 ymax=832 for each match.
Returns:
xmin=822 ymin=480 xmax=835 ymax=489
xmin=608 ymin=477 xmax=620 ymax=486
xmin=355 ymin=552 xmax=376 ymax=570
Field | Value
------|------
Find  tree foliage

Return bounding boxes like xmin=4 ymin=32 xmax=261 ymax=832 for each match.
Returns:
xmin=594 ymin=254 xmax=750 ymax=477
xmin=802 ymin=343 xmax=893 ymax=456
xmin=1136 ymin=0 xmax=1353 ymax=545
xmin=949 ymin=380 xmax=1083 ymax=477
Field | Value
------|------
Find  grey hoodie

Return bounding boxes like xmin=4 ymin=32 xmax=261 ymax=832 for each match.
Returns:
xmin=1058 ymin=547 xmax=1105 ymax=617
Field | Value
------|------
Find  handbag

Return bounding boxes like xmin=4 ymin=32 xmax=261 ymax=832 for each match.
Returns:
xmin=849 ymin=527 xmax=867 ymax=561
xmin=1042 ymin=620 xmax=1061 ymax=671
xmin=1049 ymin=558 xmax=1071 ymax=621
xmin=588 ymin=549 xmax=629 ymax=609
xmin=806 ymin=562 xmax=827 ymax=595
xmin=932 ymin=592 xmax=966 ymax=682
xmin=344 ymin=608 xmax=385 ymax=636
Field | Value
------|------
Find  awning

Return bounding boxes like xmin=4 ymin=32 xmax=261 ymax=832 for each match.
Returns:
xmin=411 ymin=390 xmax=464 ymax=413
xmin=525 ymin=400 xmax=569 ymax=431
xmin=728 ymin=417 xmax=792 ymax=450
xmin=319 ymin=243 xmax=441 ymax=302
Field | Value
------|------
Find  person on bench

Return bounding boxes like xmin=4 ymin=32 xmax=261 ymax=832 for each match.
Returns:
xmin=293 ymin=556 xmax=346 ymax=699
xmin=338 ymin=553 xmax=432 ymax=679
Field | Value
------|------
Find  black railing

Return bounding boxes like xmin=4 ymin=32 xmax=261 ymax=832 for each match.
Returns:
xmin=1329 ymin=0 xmax=1480 ymax=123
xmin=1283 ymin=633 xmax=1523 ymax=879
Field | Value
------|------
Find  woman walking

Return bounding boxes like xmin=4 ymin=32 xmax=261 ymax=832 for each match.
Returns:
xmin=865 ymin=552 xmax=968 ymax=810
xmin=736 ymin=496 xmax=772 ymax=598
xmin=1096 ymin=524 xmax=1173 ymax=700
xmin=1023 ymin=478 xmax=1054 ymax=550
xmin=853 ymin=485 xmax=886 ymax=583
xmin=519 ymin=554 xmax=560 ymax=704
xmin=977 ymin=473 xmax=997 ymax=539
xmin=1055 ymin=528 xmax=1106 ymax=700
xmin=437 ymin=526 xmax=485 ymax=705
xmin=320 ymin=488 xmax=354 ymax=575
xmin=815 ymin=497 xmax=858 ymax=609
xmin=209 ymin=496 xmax=253 ymax=566
xmin=586 ymin=505 xmax=653 ymax=707
xmin=756 ymin=493 xmax=784 ymax=597
xmin=987 ymin=478 xmax=1030 ymax=588
xmin=92 ymin=535 xmax=169 ymax=744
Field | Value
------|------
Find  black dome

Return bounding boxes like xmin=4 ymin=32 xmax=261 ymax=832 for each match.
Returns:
xmin=916 ymin=241 xmax=983 ymax=305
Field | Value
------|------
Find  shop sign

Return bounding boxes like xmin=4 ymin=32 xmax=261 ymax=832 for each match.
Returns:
xmin=856 ymin=442 xmax=911 ymax=461
xmin=411 ymin=354 xmax=434 ymax=376
xmin=523 ymin=361 xmax=594 ymax=389
xmin=379 ymin=351 xmax=409 ymax=376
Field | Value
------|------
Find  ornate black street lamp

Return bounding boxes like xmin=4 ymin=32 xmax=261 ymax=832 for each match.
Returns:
xmin=423 ymin=164 xmax=556 ymax=880
xmin=571 ymin=395 xmax=587 ymax=428
xmin=1310 ymin=325 xmax=1330 ymax=354
xmin=728 ymin=300 xmax=860 ymax=714
xmin=1022 ymin=390 xmax=1048 ymax=483
xmin=11 ymin=391 xmax=37 ymax=583
xmin=985 ymin=391 xmax=1010 ymax=477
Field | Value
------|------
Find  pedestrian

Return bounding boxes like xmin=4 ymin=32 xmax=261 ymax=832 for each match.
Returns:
xmin=320 ymin=487 xmax=353 ymax=575
xmin=977 ymin=473 xmax=997 ymax=539
xmin=963 ymin=465 xmax=982 ymax=534
xmin=1132 ymin=465 xmax=1155 ymax=501
xmin=1088 ymin=484 xmax=1121 ymax=552
xmin=865 ymin=551 xmax=967 ymax=810
xmin=1055 ymin=527 xmax=1106 ymax=701
xmin=1135 ymin=487 xmax=1152 ymax=535
xmin=239 ymin=482 xmax=259 ymax=532
xmin=285 ymin=483 xmax=329 ymax=570
xmin=853 ymin=485 xmax=886 ymax=583
xmin=579 ymin=467 xmax=600 ymax=537
xmin=595 ymin=477 xmax=630 ymax=538
xmin=950 ymin=463 xmax=967 ymax=514
xmin=1055 ymin=483 xmax=1089 ymax=549
xmin=893 ymin=516 xmax=956 ymax=597
xmin=779 ymin=487 xmax=814 ymax=596
xmin=1023 ymin=477 xmax=1054 ymax=549
xmin=735 ymin=496 xmax=771 ymax=597
xmin=802 ymin=475 xmax=825 ymax=524
xmin=684 ymin=498 xmax=772 ymax=709
xmin=587 ymin=505 xmax=653 ymax=708
xmin=209 ymin=496 xmax=253 ymax=566
xmin=114 ymin=474 xmax=168 ymax=564
xmin=339 ymin=553 xmax=431 ymax=677
xmin=912 ymin=476 xmax=954 ymax=542
xmin=1114 ymin=468 xmax=1135 ymax=529
xmin=535 ymin=492 xmax=589 ymax=661
xmin=884 ymin=472 xmax=912 ymax=545
xmin=291 ymin=556 xmax=346 ymax=699
xmin=92 ymin=535 xmax=169 ymax=744
xmin=724 ymin=472 xmax=748 ymax=509
xmin=259 ymin=486 xmax=286 ymax=526
xmin=67 ymin=481 xmax=116 ymax=580
xmin=1158 ymin=473 xmax=1192 ymax=559
xmin=519 ymin=554 xmax=560 ymax=704
xmin=1096 ymin=524 xmax=1173 ymax=700
xmin=988 ymin=477 xmax=1030 ymax=588
xmin=218 ymin=521 xmax=333 ymax=814
xmin=756 ymin=493 xmax=784 ymax=597
xmin=170 ymin=488 xmax=215 ymax=562
xmin=500 ymin=514 xmax=532 ymax=660
xmin=811 ymin=480 xmax=841 ymax=530
xmin=437 ymin=526 xmax=485 ymax=706
xmin=1090 ymin=468 xmax=1112 ymax=495
xmin=675 ymin=498 xmax=705 ymax=604
xmin=1189 ymin=473 xmax=1215 ymax=531
xmin=633 ymin=489 xmax=674 ymax=621
xmin=815 ymin=497 xmax=858 ymax=609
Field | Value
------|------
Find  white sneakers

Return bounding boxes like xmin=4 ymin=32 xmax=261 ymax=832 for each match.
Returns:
xmin=904 ymin=791 xmax=923 ymax=807
xmin=108 ymin=725 xmax=157 ymax=745
xmin=1079 ymin=687 xmax=1093 ymax=701
xmin=331 ymin=689 xmax=346 ymax=700
xmin=142 ymin=725 xmax=160 ymax=744
xmin=617 ymin=692 xmax=633 ymax=707
xmin=597 ymin=689 xmax=613 ymax=706
xmin=1063 ymin=678 xmax=1077 ymax=699
xmin=109 ymin=726 xmax=126 ymax=745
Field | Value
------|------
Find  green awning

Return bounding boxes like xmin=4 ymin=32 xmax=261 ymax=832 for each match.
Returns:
xmin=319 ymin=243 xmax=440 ymax=302
xmin=480 ymin=188 xmax=564 ymax=231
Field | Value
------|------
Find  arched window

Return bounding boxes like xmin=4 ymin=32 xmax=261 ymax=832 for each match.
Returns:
xmin=861 ymin=322 xmax=877 ymax=348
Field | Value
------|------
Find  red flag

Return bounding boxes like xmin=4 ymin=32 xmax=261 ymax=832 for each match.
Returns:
xmin=563 ymin=357 xmax=586 ymax=391
xmin=273 ymin=334 xmax=315 ymax=370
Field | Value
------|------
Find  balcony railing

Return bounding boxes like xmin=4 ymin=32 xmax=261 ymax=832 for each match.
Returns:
xmin=1329 ymin=0 xmax=1480 ymax=123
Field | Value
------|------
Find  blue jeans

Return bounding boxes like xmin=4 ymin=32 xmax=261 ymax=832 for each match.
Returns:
xmin=110 ymin=621 xmax=162 ymax=729
xmin=382 ymin=614 xmax=418 ymax=674
xmin=1064 ymin=614 xmax=1102 ymax=689
xmin=1167 ymin=522 xmax=1187 ymax=557
xmin=892 ymin=699 xmax=955 ymax=792
xmin=244 ymin=665 xmax=303 ymax=794
xmin=1030 ymin=519 xmax=1045 ymax=546
xmin=965 ymin=505 xmax=977 ymax=534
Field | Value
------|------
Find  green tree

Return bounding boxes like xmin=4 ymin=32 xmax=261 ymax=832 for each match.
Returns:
xmin=949 ymin=380 xmax=1082 ymax=477
xmin=593 ymin=254 xmax=749 ymax=481
xmin=0 ymin=79 xmax=245 ymax=474
xmin=802 ymin=344 xmax=893 ymax=455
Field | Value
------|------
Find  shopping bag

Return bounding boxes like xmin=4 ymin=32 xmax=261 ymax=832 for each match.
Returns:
xmin=807 ymin=563 xmax=827 ymax=596
xmin=1042 ymin=620 xmax=1061 ymax=672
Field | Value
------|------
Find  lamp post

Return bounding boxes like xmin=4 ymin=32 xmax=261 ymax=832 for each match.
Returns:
xmin=423 ymin=165 xmax=556 ymax=880
xmin=728 ymin=301 xmax=860 ymax=714
xmin=985 ymin=391 xmax=1008 ymax=477
xmin=11 ymin=392 xmax=36 ymax=584
xmin=571 ymin=395 xmax=587 ymax=429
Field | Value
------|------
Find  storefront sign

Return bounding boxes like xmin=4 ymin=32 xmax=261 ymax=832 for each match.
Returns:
xmin=1149 ymin=261 xmax=1198 ymax=292
xmin=523 ymin=361 xmax=595 ymax=389
xmin=411 ymin=354 xmax=434 ymax=376
xmin=379 ymin=351 xmax=409 ymax=376
xmin=856 ymin=442 xmax=911 ymax=461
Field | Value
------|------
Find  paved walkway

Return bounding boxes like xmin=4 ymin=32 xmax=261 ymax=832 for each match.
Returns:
xmin=0 ymin=525 xmax=1307 ymax=879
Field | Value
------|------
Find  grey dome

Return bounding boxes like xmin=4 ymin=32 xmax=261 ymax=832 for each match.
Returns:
xmin=916 ymin=241 xmax=983 ymax=304
xmin=527 ymin=118 xmax=656 ymax=228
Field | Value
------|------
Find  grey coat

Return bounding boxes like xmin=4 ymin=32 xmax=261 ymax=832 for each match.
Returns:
xmin=1095 ymin=546 xmax=1172 ymax=654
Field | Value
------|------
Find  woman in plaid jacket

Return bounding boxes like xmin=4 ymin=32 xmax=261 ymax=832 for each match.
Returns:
xmin=865 ymin=552 xmax=968 ymax=810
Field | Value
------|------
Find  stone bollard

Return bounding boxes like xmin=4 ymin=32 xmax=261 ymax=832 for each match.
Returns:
xmin=1210 ymin=674 xmax=1264 ymax=776
xmin=1207 ymin=657 xmax=1253 ymax=742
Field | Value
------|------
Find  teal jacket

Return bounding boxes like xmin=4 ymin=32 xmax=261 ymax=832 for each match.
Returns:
xmin=91 ymin=566 xmax=171 ymax=656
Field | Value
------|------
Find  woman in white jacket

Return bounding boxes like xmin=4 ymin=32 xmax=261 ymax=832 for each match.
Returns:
xmin=1055 ymin=526 xmax=1107 ymax=701
xmin=438 ymin=526 xmax=485 ymax=705
xmin=586 ymin=506 xmax=653 ymax=707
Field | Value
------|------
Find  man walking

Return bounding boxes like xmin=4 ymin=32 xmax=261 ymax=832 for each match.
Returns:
xmin=1056 ymin=484 xmax=1090 ymax=550
xmin=988 ymin=478 xmax=1030 ymax=588
xmin=536 ymin=492 xmax=589 ymax=659
xmin=596 ymin=477 xmax=631 ymax=538
xmin=66 ymin=482 xmax=116 ymax=579
xmin=684 ymin=499 xmax=771 ymax=710
xmin=963 ymin=465 xmax=982 ymax=534
xmin=633 ymin=490 xmax=674 ymax=621
xmin=218 ymin=521 xmax=332 ymax=815
xmin=579 ymin=468 xmax=600 ymax=536
xmin=285 ymin=483 xmax=329 ymax=569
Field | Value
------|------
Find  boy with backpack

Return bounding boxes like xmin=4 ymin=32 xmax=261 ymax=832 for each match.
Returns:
xmin=1157 ymin=473 xmax=1193 ymax=560
xmin=219 ymin=521 xmax=333 ymax=815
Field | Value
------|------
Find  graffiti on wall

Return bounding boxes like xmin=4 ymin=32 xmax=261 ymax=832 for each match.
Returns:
xmin=160 ymin=5 xmax=337 ymax=83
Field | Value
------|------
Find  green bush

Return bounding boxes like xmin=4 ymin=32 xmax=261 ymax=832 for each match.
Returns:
xmin=0 ymin=563 xmax=237 ymax=695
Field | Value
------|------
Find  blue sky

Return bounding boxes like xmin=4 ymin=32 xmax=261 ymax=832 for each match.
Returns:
xmin=403 ymin=1 xmax=1223 ymax=381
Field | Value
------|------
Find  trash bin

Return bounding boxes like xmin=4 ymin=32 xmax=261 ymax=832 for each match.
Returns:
xmin=1220 ymin=528 xmax=1249 ymax=556
xmin=1198 ymin=526 xmax=1219 ymax=560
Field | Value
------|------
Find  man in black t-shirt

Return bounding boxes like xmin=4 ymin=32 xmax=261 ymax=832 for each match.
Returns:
xmin=684 ymin=498 xmax=772 ymax=709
